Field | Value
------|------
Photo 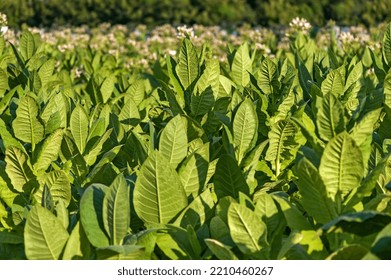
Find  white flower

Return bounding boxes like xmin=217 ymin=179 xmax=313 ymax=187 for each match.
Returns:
xmin=176 ymin=25 xmax=196 ymax=39
xmin=168 ymin=49 xmax=177 ymax=56
xmin=0 ymin=13 xmax=8 ymax=35
xmin=288 ymin=17 xmax=312 ymax=34
xmin=1 ymin=26 xmax=8 ymax=35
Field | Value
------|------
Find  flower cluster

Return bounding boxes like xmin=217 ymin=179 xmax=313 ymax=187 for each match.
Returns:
xmin=288 ymin=17 xmax=312 ymax=34
xmin=176 ymin=25 xmax=196 ymax=39
xmin=0 ymin=13 xmax=8 ymax=35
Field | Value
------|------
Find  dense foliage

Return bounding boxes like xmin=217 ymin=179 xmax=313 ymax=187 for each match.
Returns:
xmin=1 ymin=18 xmax=391 ymax=260
xmin=1 ymin=0 xmax=391 ymax=28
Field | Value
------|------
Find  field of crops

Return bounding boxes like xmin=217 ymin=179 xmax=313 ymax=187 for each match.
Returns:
xmin=1 ymin=16 xmax=391 ymax=260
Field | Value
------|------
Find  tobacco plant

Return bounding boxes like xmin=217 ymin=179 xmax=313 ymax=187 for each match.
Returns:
xmin=0 ymin=23 xmax=391 ymax=260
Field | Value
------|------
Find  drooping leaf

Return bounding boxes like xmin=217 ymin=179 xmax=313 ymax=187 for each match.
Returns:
xmin=326 ymin=244 xmax=368 ymax=260
xmin=134 ymin=150 xmax=187 ymax=227
xmin=24 ymin=205 xmax=69 ymax=260
xmin=205 ymin=239 xmax=238 ymax=260
xmin=322 ymin=211 xmax=391 ymax=236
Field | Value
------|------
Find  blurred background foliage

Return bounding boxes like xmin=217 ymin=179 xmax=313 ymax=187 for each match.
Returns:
xmin=1 ymin=0 xmax=391 ymax=28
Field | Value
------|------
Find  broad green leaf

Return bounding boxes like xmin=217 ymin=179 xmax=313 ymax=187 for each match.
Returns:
xmin=194 ymin=59 xmax=220 ymax=98
xmin=102 ymin=174 xmax=130 ymax=245
xmin=254 ymin=192 xmax=282 ymax=237
xmin=178 ymin=145 xmax=209 ymax=197
xmin=205 ymin=239 xmax=238 ymax=260
xmin=0 ymin=231 xmax=24 ymax=244
xmin=176 ymin=38 xmax=199 ymax=90
xmin=38 ymin=58 xmax=55 ymax=86
xmin=166 ymin=56 xmax=185 ymax=101
xmin=228 ymin=203 xmax=267 ymax=255
xmin=321 ymin=69 xmax=344 ymax=96
xmin=19 ymin=31 xmax=36 ymax=61
xmin=33 ymin=129 xmax=63 ymax=173
xmin=84 ymin=128 xmax=112 ymax=166
xmin=0 ymin=86 xmax=17 ymax=116
xmin=214 ymin=154 xmax=249 ymax=198
xmin=271 ymin=194 xmax=312 ymax=231
xmin=119 ymin=97 xmax=140 ymax=128
xmin=316 ymin=93 xmax=345 ymax=141
xmin=70 ymin=105 xmax=89 ymax=154
xmin=344 ymin=61 xmax=363 ymax=92
xmin=322 ymin=211 xmax=391 ymax=236
xmin=368 ymin=223 xmax=391 ymax=260
xmin=86 ymin=145 xmax=123 ymax=182
xmin=159 ymin=115 xmax=188 ymax=168
xmin=155 ymin=226 xmax=192 ymax=260
xmin=382 ymin=22 xmax=391 ymax=67
xmin=349 ymin=108 xmax=382 ymax=168
xmin=191 ymin=86 xmax=215 ymax=116
xmin=344 ymin=155 xmax=390 ymax=211
xmin=265 ymin=119 xmax=302 ymax=176
xmin=62 ymin=221 xmax=92 ymax=260
xmin=384 ymin=70 xmax=391 ymax=108
xmin=231 ymin=42 xmax=251 ymax=86
xmin=96 ymin=245 xmax=145 ymax=260
xmin=126 ymin=78 xmax=146 ymax=106
xmin=35 ymin=170 xmax=71 ymax=207
xmin=100 ymin=74 xmax=116 ymax=103
xmin=174 ymin=189 xmax=215 ymax=229
xmin=134 ymin=150 xmax=187 ymax=227
xmin=0 ymin=118 xmax=25 ymax=151
xmin=280 ymin=230 xmax=326 ymax=260
xmin=233 ymin=99 xmax=258 ymax=164
xmin=12 ymin=95 xmax=44 ymax=147
xmin=25 ymin=205 xmax=69 ymax=260
xmin=295 ymin=157 xmax=337 ymax=224
xmin=5 ymin=146 xmax=36 ymax=193
xmin=80 ymin=184 xmax=110 ymax=248
xmin=258 ymin=58 xmax=279 ymax=95
xmin=326 ymin=244 xmax=368 ymax=260
xmin=0 ymin=69 xmax=8 ymax=96
xmin=319 ymin=132 xmax=364 ymax=200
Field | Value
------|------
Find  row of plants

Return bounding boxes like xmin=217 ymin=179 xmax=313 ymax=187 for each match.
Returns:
xmin=0 ymin=17 xmax=391 ymax=259
xmin=1 ymin=0 xmax=391 ymax=28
